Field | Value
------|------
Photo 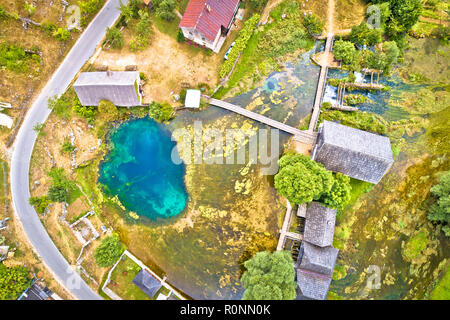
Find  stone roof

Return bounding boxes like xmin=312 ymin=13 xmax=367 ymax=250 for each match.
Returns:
xmin=313 ymin=120 xmax=394 ymax=184
xmin=304 ymin=202 xmax=336 ymax=247
xmin=296 ymin=268 xmax=332 ymax=300
xmin=132 ymin=269 xmax=162 ymax=298
xmin=73 ymin=71 xmax=140 ymax=107
xmin=297 ymin=241 xmax=338 ymax=277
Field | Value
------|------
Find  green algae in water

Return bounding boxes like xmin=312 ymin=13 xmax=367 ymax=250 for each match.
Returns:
xmin=99 ymin=118 xmax=188 ymax=220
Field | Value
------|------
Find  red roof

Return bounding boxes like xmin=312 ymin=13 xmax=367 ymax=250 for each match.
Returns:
xmin=179 ymin=0 xmax=240 ymax=42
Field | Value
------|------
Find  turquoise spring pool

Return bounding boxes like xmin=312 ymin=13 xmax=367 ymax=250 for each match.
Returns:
xmin=99 ymin=117 xmax=188 ymax=221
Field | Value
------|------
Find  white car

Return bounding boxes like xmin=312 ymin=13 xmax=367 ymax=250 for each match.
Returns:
xmin=224 ymin=42 xmax=235 ymax=60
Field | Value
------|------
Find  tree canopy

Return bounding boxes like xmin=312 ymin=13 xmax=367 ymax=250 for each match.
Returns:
xmin=94 ymin=235 xmax=126 ymax=267
xmin=428 ymin=171 xmax=450 ymax=237
xmin=274 ymin=153 xmax=334 ymax=205
xmin=0 ymin=264 xmax=32 ymax=300
xmin=319 ymin=173 xmax=352 ymax=210
xmin=241 ymin=251 xmax=297 ymax=300
xmin=333 ymin=39 xmax=358 ymax=66
xmin=386 ymin=0 xmax=422 ymax=39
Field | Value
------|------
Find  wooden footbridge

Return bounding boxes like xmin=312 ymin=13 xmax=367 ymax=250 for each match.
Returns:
xmin=207 ymin=97 xmax=318 ymax=145
xmin=308 ymin=33 xmax=334 ymax=132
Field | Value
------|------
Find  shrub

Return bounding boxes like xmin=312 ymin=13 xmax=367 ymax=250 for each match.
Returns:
xmin=24 ymin=1 xmax=36 ymax=16
xmin=33 ymin=123 xmax=46 ymax=136
xmin=94 ymin=235 xmax=126 ymax=267
xmin=148 ymin=102 xmax=174 ymax=122
xmin=72 ymin=97 xmax=97 ymax=124
xmin=48 ymin=185 xmax=68 ymax=203
xmin=248 ymin=0 xmax=266 ymax=9
xmin=129 ymin=9 xmax=151 ymax=51
xmin=350 ymin=22 xmax=382 ymax=46
xmin=258 ymin=13 xmax=310 ymax=58
xmin=98 ymin=100 xmax=119 ymax=121
xmin=427 ymin=171 xmax=450 ymax=237
xmin=53 ymin=28 xmax=71 ymax=42
xmin=48 ymin=95 xmax=71 ymax=119
xmin=105 ymin=27 xmax=124 ymax=49
xmin=241 ymin=251 xmax=297 ymax=300
xmin=303 ymin=13 xmax=324 ymax=36
xmin=0 ymin=43 xmax=30 ymax=73
xmin=61 ymin=140 xmax=76 ymax=154
xmin=219 ymin=14 xmax=260 ymax=78
xmin=29 ymin=196 xmax=52 ymax=214
xmin=177 ymin=29 xmax=185 ymax=43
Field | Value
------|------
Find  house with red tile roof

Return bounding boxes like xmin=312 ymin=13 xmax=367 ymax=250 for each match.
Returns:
xmin=179 ymin=0 xmax=240 ymax=53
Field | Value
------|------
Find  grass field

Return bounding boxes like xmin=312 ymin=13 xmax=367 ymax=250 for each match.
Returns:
xmin=106 ymin=255 xmax=170 ymax=300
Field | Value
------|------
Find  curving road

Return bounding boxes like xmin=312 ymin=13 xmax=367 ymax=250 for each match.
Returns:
xmin=10 ymin=0 xmax=128 ymax=300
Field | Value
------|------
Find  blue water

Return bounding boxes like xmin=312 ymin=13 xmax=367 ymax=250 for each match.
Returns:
xmin=99 ymin=118 xmax=188 ymax=221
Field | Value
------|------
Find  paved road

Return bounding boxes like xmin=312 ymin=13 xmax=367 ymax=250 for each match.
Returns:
xmin=10 ymin=0 xmax=128 ymax=300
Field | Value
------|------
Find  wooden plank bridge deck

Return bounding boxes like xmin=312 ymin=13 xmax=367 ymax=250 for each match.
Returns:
xmin=207 ymin=97 xmax=318 ymax=145
xmin=308 ymin=33 xmax=333 ymax=132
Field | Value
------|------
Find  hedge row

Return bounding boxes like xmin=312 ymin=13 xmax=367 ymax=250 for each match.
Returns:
xmin=219 ymin=14 xmax=260 ymax=79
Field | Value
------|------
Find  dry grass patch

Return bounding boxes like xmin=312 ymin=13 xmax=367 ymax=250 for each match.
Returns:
xmin=334 ymin=0 xmax=367 ymax=31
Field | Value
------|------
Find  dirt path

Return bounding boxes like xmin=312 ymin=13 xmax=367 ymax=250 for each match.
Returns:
xmin=328 ymin=0 xmax=335 ymax=34
xmin=260 ymin=0 xmax=284 ymax=24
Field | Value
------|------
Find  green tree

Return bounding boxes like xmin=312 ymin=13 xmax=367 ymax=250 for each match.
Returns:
xmin=98 ymin=100 xmax=119 ymax=120
xmin=274 ymin=153 xmax=333 ymax=205
xmin=0 ymin=264 xmax=32 ymax=300
xmin=105 ymin=27 xmax=124 ymax=49
xmin=320 ymin=173 xmax=352 ymax=210
xmin=155 ymin=0 xmax=176 ymax=21
xmin=333 ymin=39 xmax=358 ymax=66
xmin=428 ymin=171 xmax=450 ymax=237
xmin=94 ymin=235 xmax=126 ymax=267
xmin=241 ymin=251 xmax=297 ymax=300
xmin=303 ymin=13 xmax=324 ymax=36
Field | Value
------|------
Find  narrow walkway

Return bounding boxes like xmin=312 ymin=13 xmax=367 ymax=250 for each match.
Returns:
xmin=308 ymin=33 xmax=333 ymax=132
xmin=208 ymin=97 xmax=318 ymax=145
xmin=276 ymin=201 xmax=304 ymax=251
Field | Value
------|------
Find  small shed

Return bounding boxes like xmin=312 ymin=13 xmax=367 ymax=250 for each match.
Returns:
xmin=73 ymin=71 xmax=142 ymax=107
xmin=296 ymin=268 xmax=332 ymax=300
xmin=132 ymin=269 xmax=162 ymax=298
xmin=296 ymin=241 xmax=338 ymax=277
xmin=304 ymin=202 xmax=336 ymax=247
xmin=312 ymin=120 xmax=394 ymax=184
xmin=185 ymin=89 xmax=201 ymax=109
